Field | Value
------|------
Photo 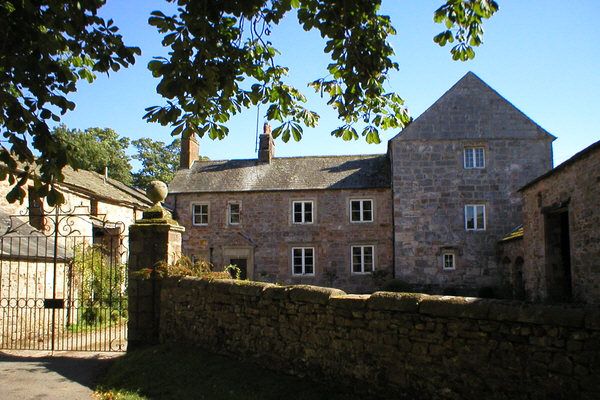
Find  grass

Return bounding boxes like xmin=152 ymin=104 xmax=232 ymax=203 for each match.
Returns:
xmin=95 ymin=344 xmax=380 ymax=400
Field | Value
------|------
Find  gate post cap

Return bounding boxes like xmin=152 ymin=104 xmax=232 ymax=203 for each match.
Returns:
xmin=146 ymin=181 xmax=168 ymax=205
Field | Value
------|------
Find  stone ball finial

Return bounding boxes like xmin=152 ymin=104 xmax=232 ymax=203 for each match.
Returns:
xmin=146 ymin=180 xmax=168 ymax=205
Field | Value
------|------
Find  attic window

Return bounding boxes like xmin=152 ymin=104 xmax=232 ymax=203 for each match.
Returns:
xmin=464 ymin=147 xmax=485 ymax=169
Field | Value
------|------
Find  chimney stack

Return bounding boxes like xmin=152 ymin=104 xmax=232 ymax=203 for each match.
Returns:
xmin=258 ymin=123 xmax=274 ymax=163
xmin=179 ymin=132 xmax=199 ymax=169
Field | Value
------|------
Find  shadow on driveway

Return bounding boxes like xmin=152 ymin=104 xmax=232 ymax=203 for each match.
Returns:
xmin=0 ymin=350 xmax=122 ymax=400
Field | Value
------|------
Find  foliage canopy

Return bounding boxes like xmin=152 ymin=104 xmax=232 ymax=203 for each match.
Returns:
xmin=132 ymin=137 xmax=182 ymax=188
xmin=0 ymin=0 xmax=140 ymax=204
xmin=0 ymin=0 xmax=497 ymax=204
xmin=54 ymin=125 xmax=134 ymax=185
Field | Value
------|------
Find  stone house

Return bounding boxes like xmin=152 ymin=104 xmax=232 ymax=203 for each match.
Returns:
xmin=167 ymin=72 xmax=555 ymax=294
xmin=168 ymin=133 xmax=393 ymax=293
xmin=500 ymin=139 xmax=600 ymax=304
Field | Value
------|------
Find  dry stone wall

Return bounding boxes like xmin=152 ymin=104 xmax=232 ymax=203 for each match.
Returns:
xmin=160 ymin=278 xmax=600 ymax=400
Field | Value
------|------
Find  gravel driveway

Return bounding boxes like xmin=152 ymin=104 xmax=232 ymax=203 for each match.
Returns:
xmin=0 ymin=350 xmax=121 ymax=400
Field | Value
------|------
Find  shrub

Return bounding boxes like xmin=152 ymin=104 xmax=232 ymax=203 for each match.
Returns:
xmin=71 ymin=243 xmax=127 ymax=327
xmin=135 ymin=256 xmax=238 ymax=280
xmin=223 ymin=264 xmax=242 ymax=280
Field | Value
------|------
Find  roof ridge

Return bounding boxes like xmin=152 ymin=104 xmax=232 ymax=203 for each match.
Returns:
xmin=194 ymin=153 xmax=387 ymax=163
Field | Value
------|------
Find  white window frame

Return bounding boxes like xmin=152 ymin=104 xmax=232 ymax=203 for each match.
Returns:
xmin=227 ymin=202 xmax=241 ymax=225
xmin=192 ymin=203 xmax=209 ymax=226
xmin=351 ymin=245 xmax=375 ymax=274
xmin=350 ymin=199 xmax=374 ymax=223
xmin=464 ymin=147 xmax=485 ymax=169
xmin=291 ymin=247 xmax=315 ymax=276
xmin=292 ymin=200 xmax=314 ymax=224
xmin=442 ymin=252 xmax=456 ymax=270
xmin=465 ymin=204 xmax=486 ymax=231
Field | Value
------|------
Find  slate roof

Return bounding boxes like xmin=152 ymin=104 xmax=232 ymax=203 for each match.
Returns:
xmin=169 ymin=154 xmax=390 ymax=194
xmin=392 ymin=72 xmax=556 ymax=142
xmin=61 ymin=167 xmax=151 ymax=208
xmin=0 ymin=209 xmax=72 ymax=260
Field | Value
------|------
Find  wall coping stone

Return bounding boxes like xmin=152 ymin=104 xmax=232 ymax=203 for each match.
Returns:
xmin=367 ymin=291 xmax=427 ymax=313
xmin=329 ymin=294 xmax=370 ymax=310
xmin=226 ymin=280 xmax=275 ymax=297
xmin=262 ymin=285 xmax=288 ymax=300
xmin=288 ymin=285 xmax=346 ymax=304
xmin=419 ymin=295 xmax=490 ymax=319
xmin=168 ymin=276 xmax=208 ymax=290
xmin=130 ymin=222 xmax=184 ymax=232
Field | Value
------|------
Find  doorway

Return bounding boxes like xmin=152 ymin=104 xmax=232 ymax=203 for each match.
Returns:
xmin=229 ymin=258 xmax=248 ymax=280
xmin=222 ymin=246 xmax=254 ymax=280
xmin=545 ymin=210 xmax=572 ymax=302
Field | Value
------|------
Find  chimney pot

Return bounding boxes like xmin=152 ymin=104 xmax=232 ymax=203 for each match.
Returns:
xmin=263 ymin=122 xmax=272 ymax=136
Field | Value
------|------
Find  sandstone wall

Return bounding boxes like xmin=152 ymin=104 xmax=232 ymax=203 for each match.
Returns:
xmin=0 ymin=259 xmax=70 ymax=349
xmin=521 ymin=144 xmax=600 ymax=304
xmin=167 ymin=188 xmax=393 ymax=293
xmin=160 ymin=278 xmax=600 ymax=400
xmin=390 ymin=138 xmax=551 ymax=294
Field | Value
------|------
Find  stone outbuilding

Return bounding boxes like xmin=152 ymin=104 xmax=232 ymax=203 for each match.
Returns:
xmin=517 ymin=139 xmax=600 ymax=304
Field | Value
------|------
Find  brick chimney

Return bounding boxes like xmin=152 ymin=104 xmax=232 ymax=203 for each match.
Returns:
xmin=258 ymin=123 xmax=274 ymax=163
xmin=179 ymin=132 xmax=199 ymax=169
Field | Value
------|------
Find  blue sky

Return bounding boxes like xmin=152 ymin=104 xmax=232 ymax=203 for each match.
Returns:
xmin=58 ymin=1 xmax=600 ymax=169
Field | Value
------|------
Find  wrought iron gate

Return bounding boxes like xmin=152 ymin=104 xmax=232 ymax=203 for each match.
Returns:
xmin=0 ymin=205 xmax=128 ymax=352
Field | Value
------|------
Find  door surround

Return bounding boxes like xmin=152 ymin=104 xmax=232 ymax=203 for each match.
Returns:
xmin=222 ymin=246 xmax=254 ymax=280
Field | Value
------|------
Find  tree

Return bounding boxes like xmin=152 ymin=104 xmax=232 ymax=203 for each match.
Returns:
xmin=0 ymin=0 xmax=497 ymax=205
xmin=145 ymin=0 xmax=498 ymax=143
xmin=132 ymin=137 xmax=210 ymax=188
xmin=53 ymin=125 xmax=133 ymax=185
xmin=0 ymin=0 xmax=140 ymax=205
xmin=132 ymin=137 xmax=181 ymax=188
